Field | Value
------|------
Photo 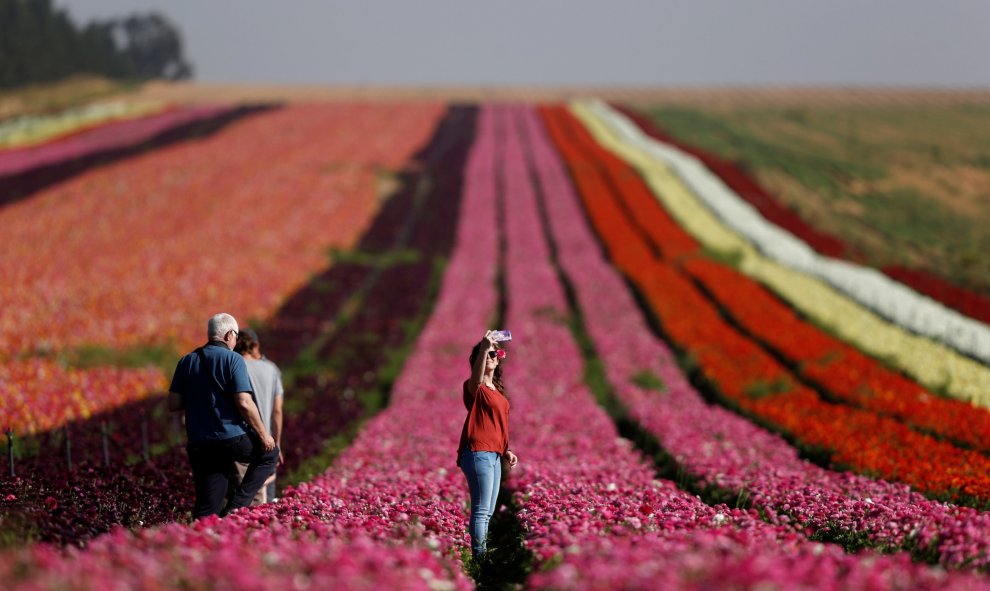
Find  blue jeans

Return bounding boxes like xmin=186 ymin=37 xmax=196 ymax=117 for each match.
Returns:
xmin=460 ymin=448 xmax=501 ymax=556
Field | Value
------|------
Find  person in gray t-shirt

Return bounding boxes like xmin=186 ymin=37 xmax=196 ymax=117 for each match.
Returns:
xmin=232 ymin=327 xmax=285 ymax=503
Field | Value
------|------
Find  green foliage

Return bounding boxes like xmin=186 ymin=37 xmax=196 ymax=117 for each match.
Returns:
xmin=561 ymin=300 xmax=623 ymax=418
xmin=630 ymin=369 xmax=666 ymax=393
xmin=700 ymin=246 xmax=744 ymax=269
xmin=0 ymin=510 xmax=40 ymax=550
xmin=59 ymin=343 xmax=180 ymax=375
xmin=282 ymin=419 xmax=365 ymax=488
xmin=0 ymin=0 xmax=192 ymax=90
xmin=742 ymin=377 xmax=793 ymax=399
xmin=463 ymin=490 xmax=534 ymax=590
xmin=857 ymin=187 xmax=980 ymax=252
xmin=644 ymin=106 xmax=887 ymax=198
xmin=328 ymin=247 xmax=423 ymax=268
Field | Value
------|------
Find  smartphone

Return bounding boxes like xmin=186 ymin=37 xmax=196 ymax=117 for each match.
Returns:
xmin=491 ymin=330 xmax=512 ymax=342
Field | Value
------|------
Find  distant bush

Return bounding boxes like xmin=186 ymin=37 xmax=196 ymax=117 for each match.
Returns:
xmin=0 ymin=0 xmax=192 ymax=89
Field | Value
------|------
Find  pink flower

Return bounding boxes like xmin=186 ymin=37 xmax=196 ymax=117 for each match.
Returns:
xmin=496 ymin=349 xmax=507 ymax=360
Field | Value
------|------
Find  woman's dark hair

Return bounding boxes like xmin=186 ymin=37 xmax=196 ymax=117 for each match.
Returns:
xmin=234 ymin=329 xmax=259 ymax=355
xmin=470 ymin=341 xmax=506 ymax=394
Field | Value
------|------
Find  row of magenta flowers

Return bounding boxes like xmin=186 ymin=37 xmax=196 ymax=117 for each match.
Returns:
xmin=0 ymin=102 xmax=446 ymax=436
xmin=538 ymin=104 xmax=990 ymax=571
xmin=498 ymin=103 xmax=988 ymax=589
xmin=576 ymin=101 xmax=990 ymax=409
xmin=610 ymin=104 xmax=990 ymax=329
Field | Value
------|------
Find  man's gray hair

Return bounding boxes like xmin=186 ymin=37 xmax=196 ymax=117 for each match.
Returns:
xmin=207 ymin=313 xmax=239 ymax=341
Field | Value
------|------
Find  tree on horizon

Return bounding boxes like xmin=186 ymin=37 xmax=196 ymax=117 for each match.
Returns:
xmin=0 ymin=0 xmax=193 ymax=89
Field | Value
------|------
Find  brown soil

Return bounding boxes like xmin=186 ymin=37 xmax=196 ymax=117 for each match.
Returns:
xmin=876 ymin=165 xmax=989 ymax=219
xmin=0 ymin=76 xmax=133 ymax=120
xmin=135 ymin=81 xmax=990 ymax=108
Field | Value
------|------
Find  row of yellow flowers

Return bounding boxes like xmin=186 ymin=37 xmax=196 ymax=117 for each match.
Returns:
xmin=570 ymin=101 xmax=990 ymax=409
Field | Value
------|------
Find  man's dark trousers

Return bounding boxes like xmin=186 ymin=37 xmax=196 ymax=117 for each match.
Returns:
xmin=187 ymin=433 xmax=279 ymax=518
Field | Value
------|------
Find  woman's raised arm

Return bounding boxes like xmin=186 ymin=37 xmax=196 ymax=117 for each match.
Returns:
xmin=468 ymin=330 xmax=496 ymax=392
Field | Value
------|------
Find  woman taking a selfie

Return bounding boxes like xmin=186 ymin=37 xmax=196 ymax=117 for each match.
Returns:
xmin=457 ymin=330 xmax=518 ymax=557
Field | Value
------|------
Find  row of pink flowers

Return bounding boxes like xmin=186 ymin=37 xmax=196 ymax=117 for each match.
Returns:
xmin=509 ymin=103 xmax=990 ymax=587
xmin=535 ymin=105 xmax=990 ymax=571
xmin=0 ymin=104 xmax=496 ymax=590
xmin=0 ymin=105 xmax=229 ymax=178
xmin=530 ymin=531 xmax=984 ymax=590
xmin=0 ymin=519 xmax=468 ymax=590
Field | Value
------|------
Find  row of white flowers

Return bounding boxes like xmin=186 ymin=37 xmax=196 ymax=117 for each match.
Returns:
xmin=572 ymin=100 xmax=990 ymax=408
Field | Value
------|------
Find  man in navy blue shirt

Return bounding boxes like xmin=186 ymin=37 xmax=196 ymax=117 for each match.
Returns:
xmin=168 ymin=312 xmax=279 ymax=518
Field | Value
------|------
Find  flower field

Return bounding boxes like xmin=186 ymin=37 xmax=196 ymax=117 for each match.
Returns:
xmin=0 ymin=99 xmax=169 ymax=149
xmin=2 ymin=93 xmax=990 ymax=589
xmin=612 ymin=104 xmax=990 ymax=327
xmin=0 ymin=100 xmax=453 ymax=544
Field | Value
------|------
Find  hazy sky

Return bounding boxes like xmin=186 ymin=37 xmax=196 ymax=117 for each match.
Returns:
xmin=57 ymin=0 xmax=990 ymax=87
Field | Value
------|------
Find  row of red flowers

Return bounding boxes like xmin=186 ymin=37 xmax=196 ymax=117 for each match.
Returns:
xmin=540 ymin=103 xmax=990 ymax=570
xmin=681 ymin=256 xmax=990 ymax=452
xmin=1 ymin=359 xmax=165 ymax=435
xmin=613 ymin=104 xmax=990 ymax=328
xmin=542 ymin=105 xmax=990 ymax=506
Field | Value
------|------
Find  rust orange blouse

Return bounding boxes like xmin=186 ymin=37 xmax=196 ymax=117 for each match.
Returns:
xmin=457 ymin=379 xmax=510 ymax=457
